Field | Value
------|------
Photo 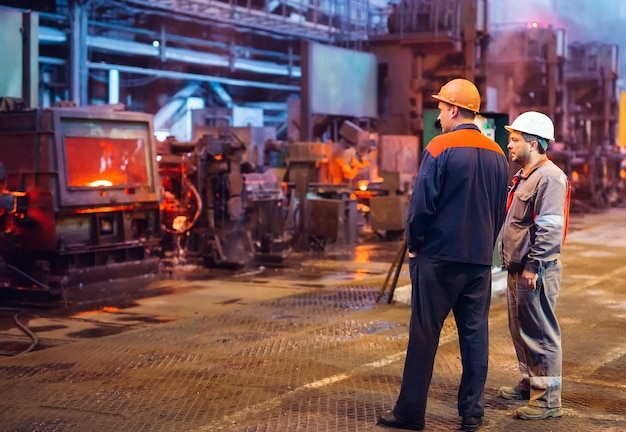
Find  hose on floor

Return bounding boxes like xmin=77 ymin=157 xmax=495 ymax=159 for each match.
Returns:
xmin=0 ymin=308 xmax=39 ymax=356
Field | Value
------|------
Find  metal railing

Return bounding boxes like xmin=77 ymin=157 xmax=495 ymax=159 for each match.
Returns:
xmin=124 ymin=0 xmax=381 ymax=43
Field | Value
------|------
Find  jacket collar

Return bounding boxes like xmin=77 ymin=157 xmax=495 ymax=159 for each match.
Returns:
xmin=451 ymin=123 xmax=480 ymax=133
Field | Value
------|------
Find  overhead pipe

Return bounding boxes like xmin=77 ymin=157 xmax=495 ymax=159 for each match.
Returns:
xmin=87 ymin=62 xmax=300 ymax=92
xmin=244 ymin=102 xmax=288 ymax=111
xmin=39 ymin=27 xmax=301 ymax=78
xmin=88 ymin=20 xmax=296 ymax=63
xmin=38 ymin=26 xmax=66 ymax=44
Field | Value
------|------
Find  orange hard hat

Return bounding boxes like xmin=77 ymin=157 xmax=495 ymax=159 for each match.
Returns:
xmin=431 ymin=78 xmax=481 ymax=113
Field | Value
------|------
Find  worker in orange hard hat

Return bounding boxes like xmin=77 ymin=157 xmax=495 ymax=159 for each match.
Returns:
xmin=431 ymin=78 xmax=482 ymax=131
xmin=378 ymin=78 xmax=509 ymax=431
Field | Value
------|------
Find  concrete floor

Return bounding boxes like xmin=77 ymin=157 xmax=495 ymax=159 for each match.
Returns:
xmin=0 ymin=208 xmax=625 ymax=431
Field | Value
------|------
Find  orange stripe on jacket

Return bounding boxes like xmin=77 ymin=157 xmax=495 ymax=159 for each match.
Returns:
xmin=426 ymin=129 xmax=505 ymax=158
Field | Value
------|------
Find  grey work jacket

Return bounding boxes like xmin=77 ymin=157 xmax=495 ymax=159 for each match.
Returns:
xmin=499 ymin=159 xmax=569 ymax=274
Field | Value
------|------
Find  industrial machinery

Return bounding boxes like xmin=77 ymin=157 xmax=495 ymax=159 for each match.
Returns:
xmin=244 ymin=171 xmax=290 ymax=262
xmin=561 ymin=41 xmax=623 ymax=207
xmin=488 ymin=24 xmax=567 ymax=128
xmin=363 ymin=2 xmax=625 ymax=209
xmin=0 ymin=103 xmax=162 ymax=300
xmin=158 ymin=131 xmax=290 ymax=267
xmin=158 ymin=132 xmax=249 ymax=267
xmin=488 ymin=24 xmax=625 ymax=208
xmin=346 ymin=0 xmax=492 ymax=235
xmin=367 ymin=0 xmax=489 ymax=148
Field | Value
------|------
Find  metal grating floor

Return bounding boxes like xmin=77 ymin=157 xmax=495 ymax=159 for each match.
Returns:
xmin=2 ymin=210 xmax=626 ymax=432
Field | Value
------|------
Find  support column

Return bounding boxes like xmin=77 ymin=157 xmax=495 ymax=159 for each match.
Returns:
xmin=70 ymin=0 xmax=88 ymax=106
xmin=300 ymin=40 xmax=312 ymax=141
xmin=22 ymin=11 xmax=39 ymax=108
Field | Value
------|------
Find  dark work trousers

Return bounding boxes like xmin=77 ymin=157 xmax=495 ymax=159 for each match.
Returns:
xmin=506 ymin=262 xmax=562 ymax=407
xmin=394 ymin=254 xmax=492 ymax=423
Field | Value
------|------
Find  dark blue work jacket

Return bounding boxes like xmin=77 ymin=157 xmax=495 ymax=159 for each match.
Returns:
xmin=406 ymin=124 xmax=509 ymax=266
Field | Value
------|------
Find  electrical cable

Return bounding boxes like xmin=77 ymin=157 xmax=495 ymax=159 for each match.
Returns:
xmin=0 ymin=308 xmax=39 ymax=356
xmin=6 ymin=264 xmax=51 ymax=291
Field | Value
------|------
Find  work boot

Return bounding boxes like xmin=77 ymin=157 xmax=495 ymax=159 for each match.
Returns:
xmin=377 ymin=410 xmax=424 ymax=430
xmin=498 ymin=386 xmax=530 ymax=400
xmin=515 ymin=405 xmax=563 ymax=420
xmin=460 ymin=416 xmax=483 ymax=431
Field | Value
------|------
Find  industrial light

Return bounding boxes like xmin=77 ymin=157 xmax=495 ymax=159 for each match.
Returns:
xmin=154 ymin=131 xmax=169 ymax=142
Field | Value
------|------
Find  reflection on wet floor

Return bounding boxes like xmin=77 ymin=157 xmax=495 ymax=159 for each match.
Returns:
xmin=66 ymin=326 xmax=125 ymax=339
xmin=4 ymin=240 xmax=406 ymax=350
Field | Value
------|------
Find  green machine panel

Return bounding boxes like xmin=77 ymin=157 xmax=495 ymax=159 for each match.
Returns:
xmin=423 ymin=109 xmax=441 ymax=149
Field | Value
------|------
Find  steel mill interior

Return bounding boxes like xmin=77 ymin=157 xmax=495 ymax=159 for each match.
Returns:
xmin=0 ymin=1 xmax=625 ymax=431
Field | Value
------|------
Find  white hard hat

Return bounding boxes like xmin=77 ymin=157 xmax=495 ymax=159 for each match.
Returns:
xmin=504 ymin=111 xmax=555 ymax=142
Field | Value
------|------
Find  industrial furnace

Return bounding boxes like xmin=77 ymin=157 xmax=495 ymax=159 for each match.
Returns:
xmin=0 ymin=104 xmax=162 ymax=299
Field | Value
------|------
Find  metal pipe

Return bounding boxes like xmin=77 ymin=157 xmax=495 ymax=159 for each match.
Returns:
xmin=40 ymin=27 xmax=301 ymax=78
xmin=108 ymin=69 xmax=120 ymax=104
xmin=87 ymin=62 xmax=300 ymax=91
xmin=88 ymin=35 xmax=302 ymax=78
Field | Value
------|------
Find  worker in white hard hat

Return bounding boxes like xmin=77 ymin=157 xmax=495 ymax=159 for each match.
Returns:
xmin=497 ymin=111 xmax=571 ymax=421
xmin=378 ymin=78 xmax=509 ymax=432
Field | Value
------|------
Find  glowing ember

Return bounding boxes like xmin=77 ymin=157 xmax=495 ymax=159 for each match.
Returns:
xmin=89 ymin=180 xmax=113 ymax=187
xmin=172 ymin=215 xmax=188 ymax=231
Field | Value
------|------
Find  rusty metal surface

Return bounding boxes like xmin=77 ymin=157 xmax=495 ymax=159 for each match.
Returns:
xmin=1 ymin=210 xmax=626 ymax=431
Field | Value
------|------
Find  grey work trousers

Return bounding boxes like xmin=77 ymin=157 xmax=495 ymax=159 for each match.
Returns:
xmin=506 ymin=262 xmax=562 ymax=407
